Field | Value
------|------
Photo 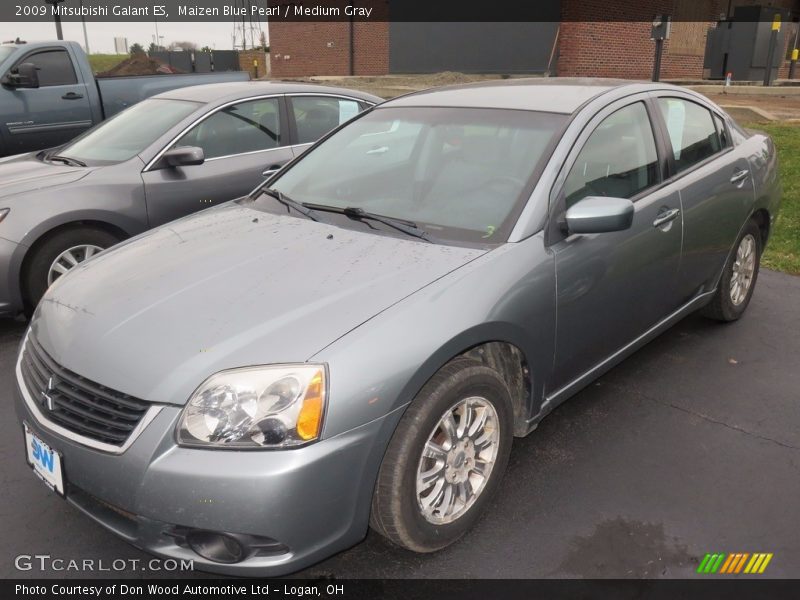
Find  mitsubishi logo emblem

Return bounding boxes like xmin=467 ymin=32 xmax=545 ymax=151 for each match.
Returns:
xmin=41 ymin=375 xmax=57 ymax=411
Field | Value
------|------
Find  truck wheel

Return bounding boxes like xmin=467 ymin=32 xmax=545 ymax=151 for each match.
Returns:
xmin=24 ymin=228 xmax=119 ymax=311
xmin=701 ymin=220 xmax=762 ymax=322
xmin=370 ymin=357 xmax=514 ymax=552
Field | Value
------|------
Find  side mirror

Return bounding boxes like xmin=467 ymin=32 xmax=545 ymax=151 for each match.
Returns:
xmin=4 ymin=62 xmax=39 ymax=88
xmin=564 ymin=196 xmax=634 ymax=234
xmin=155 ymin=146 xmax=205 ymax=169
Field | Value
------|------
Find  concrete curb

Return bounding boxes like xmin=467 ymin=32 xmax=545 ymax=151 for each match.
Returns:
xmin=718 ymin=104 xmax=778 ymax=121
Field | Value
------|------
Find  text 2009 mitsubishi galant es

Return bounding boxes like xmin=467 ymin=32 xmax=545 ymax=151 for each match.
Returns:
xmin=16 ymin=79 xmax=779 ymax=575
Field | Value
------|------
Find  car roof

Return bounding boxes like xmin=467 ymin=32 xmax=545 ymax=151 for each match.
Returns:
xmin=156 ymin=81 xmax=382 ymax=104
xmin=382 ymin=78 xmax=657 ymax=114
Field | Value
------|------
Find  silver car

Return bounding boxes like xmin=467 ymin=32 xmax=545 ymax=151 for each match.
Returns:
xmin=16 ymin=79 xmax=780 ymax=576
xmin=0 ymin=81 xmax=379 ymax=314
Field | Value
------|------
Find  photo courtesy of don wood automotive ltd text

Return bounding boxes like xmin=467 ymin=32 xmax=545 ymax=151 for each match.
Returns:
xmin=0 ymin=0 xmax=798 ymax=598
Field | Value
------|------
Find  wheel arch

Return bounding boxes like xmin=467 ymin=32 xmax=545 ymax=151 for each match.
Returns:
xmin=749 ymin=207 xmax=771 ymax=248
xmin=394 ymin=324 xmax=541 ymax=439
xmin=19 ymin=219 xmax=131 ymax=306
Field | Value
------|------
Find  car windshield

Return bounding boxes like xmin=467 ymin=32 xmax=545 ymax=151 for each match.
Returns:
xmin=57 ymin=98 xmax=201 ymax=166
xmin=268 ymin=106 xmax=566 ymax=244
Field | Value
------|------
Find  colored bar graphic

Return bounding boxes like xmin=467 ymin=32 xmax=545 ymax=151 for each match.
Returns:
xmin=759 ymin=554 xmax=773 ymax=573
xmin=697 ymin=554 xmax=712 ymax=573
xmin=711 ymin=553 xmax=725 ymax=573
xmin=719 ymin=554 xmax=735 ymax=574
xmin=734 ymin=553 xmax=749 ymax=573
xmin=699 ymin=552 xmax=773 ymax=574
xmin=745 ymin=554 xmax=760 ymax=573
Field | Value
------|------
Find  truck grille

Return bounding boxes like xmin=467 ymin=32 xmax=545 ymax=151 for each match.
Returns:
xmin=19 ymin=336 xmax=150 ymax=446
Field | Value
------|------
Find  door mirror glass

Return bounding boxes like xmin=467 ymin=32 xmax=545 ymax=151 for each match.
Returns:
xmin=156 ymin=146 xmax=205 ymax=169
xmin=6 ymin=62 xmax=39 ymax=88
xmin=565 ymin=196 xmax=634 ymax=234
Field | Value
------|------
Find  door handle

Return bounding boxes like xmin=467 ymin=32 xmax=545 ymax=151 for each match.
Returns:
xmin=61 ymin=92 xmax=84 ymax=100
xmin=653 ymin=207 xmax=681 ymax=228
xmin=730 ymin=169 xmax=749 ymax=185
xmin=262 ymin=164 xmax=284 ymax=177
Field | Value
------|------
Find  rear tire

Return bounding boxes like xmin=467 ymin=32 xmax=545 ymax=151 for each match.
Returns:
xmin=701 ymin=219 xmax=761 ymax=322
xmin=23 ymin=227 xmax=119 ymax=312
xmin=370 ymin=357 xmax=514 ymax=552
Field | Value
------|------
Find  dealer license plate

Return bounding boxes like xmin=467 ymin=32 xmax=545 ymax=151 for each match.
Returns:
xmin=24 ymin=423 xmax=65 ymax=496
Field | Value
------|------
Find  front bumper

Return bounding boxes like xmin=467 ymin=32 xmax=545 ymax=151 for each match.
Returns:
xmin=15 ymin=381 xmax=397 ymax=576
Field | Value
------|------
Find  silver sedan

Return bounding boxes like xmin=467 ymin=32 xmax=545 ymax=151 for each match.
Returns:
xmin=16 ymin=79 xmax=780 ymax=576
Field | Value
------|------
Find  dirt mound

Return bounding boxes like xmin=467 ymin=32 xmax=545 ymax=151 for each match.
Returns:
xmin=97 ymin=53 xmax=185 ymax=77
xmin=420 ymin=71 xmax=480 ymax=85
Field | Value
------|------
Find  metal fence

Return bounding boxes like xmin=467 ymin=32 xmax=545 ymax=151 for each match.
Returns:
xmin=149 ymin=50 xmax=241 ymax=73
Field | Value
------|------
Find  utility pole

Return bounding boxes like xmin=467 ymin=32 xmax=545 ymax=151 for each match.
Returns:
xmin=79 ymin=0 xmax=90 ymax=54
xmin=45 ymin=0 xmax=66 ymax=40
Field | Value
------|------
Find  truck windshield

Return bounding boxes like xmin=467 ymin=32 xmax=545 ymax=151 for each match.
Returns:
xmin=268 ymin=106 xmax=566 ymax=245
xmin=57 ymin=98 xmax=200 ymax=166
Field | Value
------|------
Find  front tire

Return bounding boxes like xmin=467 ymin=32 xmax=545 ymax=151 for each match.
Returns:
xmin=23 ymin=227 xmax=119 ymax=311
xmin=701 ymin=219 xmax=762 ymax=322
xmin=370 ymin=358 xmax=514 ymax=552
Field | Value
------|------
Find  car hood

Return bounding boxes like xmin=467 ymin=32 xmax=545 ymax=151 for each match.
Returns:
xmin=0 ymin=153 xmax=91 ymax=199
xmin=32 ymin=203 xmax=485 ymax=405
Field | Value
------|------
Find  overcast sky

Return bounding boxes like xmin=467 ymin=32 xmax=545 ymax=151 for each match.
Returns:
xmin=3 ymin=21 xmax=267 ymax=53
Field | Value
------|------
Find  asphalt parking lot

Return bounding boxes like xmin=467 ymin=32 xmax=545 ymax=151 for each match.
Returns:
xmin=1 ymin=269 xmax=798 ymax=580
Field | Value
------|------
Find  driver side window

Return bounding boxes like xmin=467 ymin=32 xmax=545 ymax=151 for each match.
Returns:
xmin=17 ymin=49 xmax=77 ymax=87
xmin=564 ymin=102 xmax=659 ymax=208
xmin=175 ymin=98 xmax=282 ymax=160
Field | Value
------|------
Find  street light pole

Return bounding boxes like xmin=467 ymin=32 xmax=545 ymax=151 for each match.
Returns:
xmin=45 ymin=0 xmax=66 ymax=40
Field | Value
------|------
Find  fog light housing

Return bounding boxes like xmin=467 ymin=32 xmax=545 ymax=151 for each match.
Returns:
xmin=185 ymin=530 xmax=245 ymax=564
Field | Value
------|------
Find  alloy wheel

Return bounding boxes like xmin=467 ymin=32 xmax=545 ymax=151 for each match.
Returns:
xmin=47 ymin=244 xmax=104 ymax=286
xmin=730 ymin=233 xmax=756 ymax=306
xmin=415 ymin=396 xmax=500 ymax=525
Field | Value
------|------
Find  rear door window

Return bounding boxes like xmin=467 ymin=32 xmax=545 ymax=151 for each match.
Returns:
xmin=290 ymin=96 xmax=364 ymax=145
xmin=713 ymin=113 xmax=731 ymax=149
xmin=657 ymin=98 xmax=721 ymax=173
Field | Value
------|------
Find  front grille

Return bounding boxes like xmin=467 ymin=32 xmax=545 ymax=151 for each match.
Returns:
xmin=20 ymin=336 xmax=150 ymax=446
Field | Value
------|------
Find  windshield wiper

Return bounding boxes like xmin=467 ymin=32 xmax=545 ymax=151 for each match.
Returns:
xmin=48 ymin=154 xmax=86 ymax=167
xmin=261 ymin=188 xmax=323 ymax=222
xmin=306 ymin=204 xmax=434 ymax=243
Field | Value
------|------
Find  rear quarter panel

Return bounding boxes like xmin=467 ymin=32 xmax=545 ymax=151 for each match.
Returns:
xmin=744 ymin=130 xmax=781 ymax=232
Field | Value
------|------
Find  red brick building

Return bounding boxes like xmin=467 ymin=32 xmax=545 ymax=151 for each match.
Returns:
xmin=268 ymin=0 xmax=799 ymax=80
xmin=559 ymin=0 xmax=799 ymax=79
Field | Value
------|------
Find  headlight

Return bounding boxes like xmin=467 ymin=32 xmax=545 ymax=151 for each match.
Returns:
xmin=177 ymin=364 xmax=326 ymax=449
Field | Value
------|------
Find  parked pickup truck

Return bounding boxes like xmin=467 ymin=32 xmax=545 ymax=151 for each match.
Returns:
xmin=0 ymin=40 xmax=250 ymax=157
